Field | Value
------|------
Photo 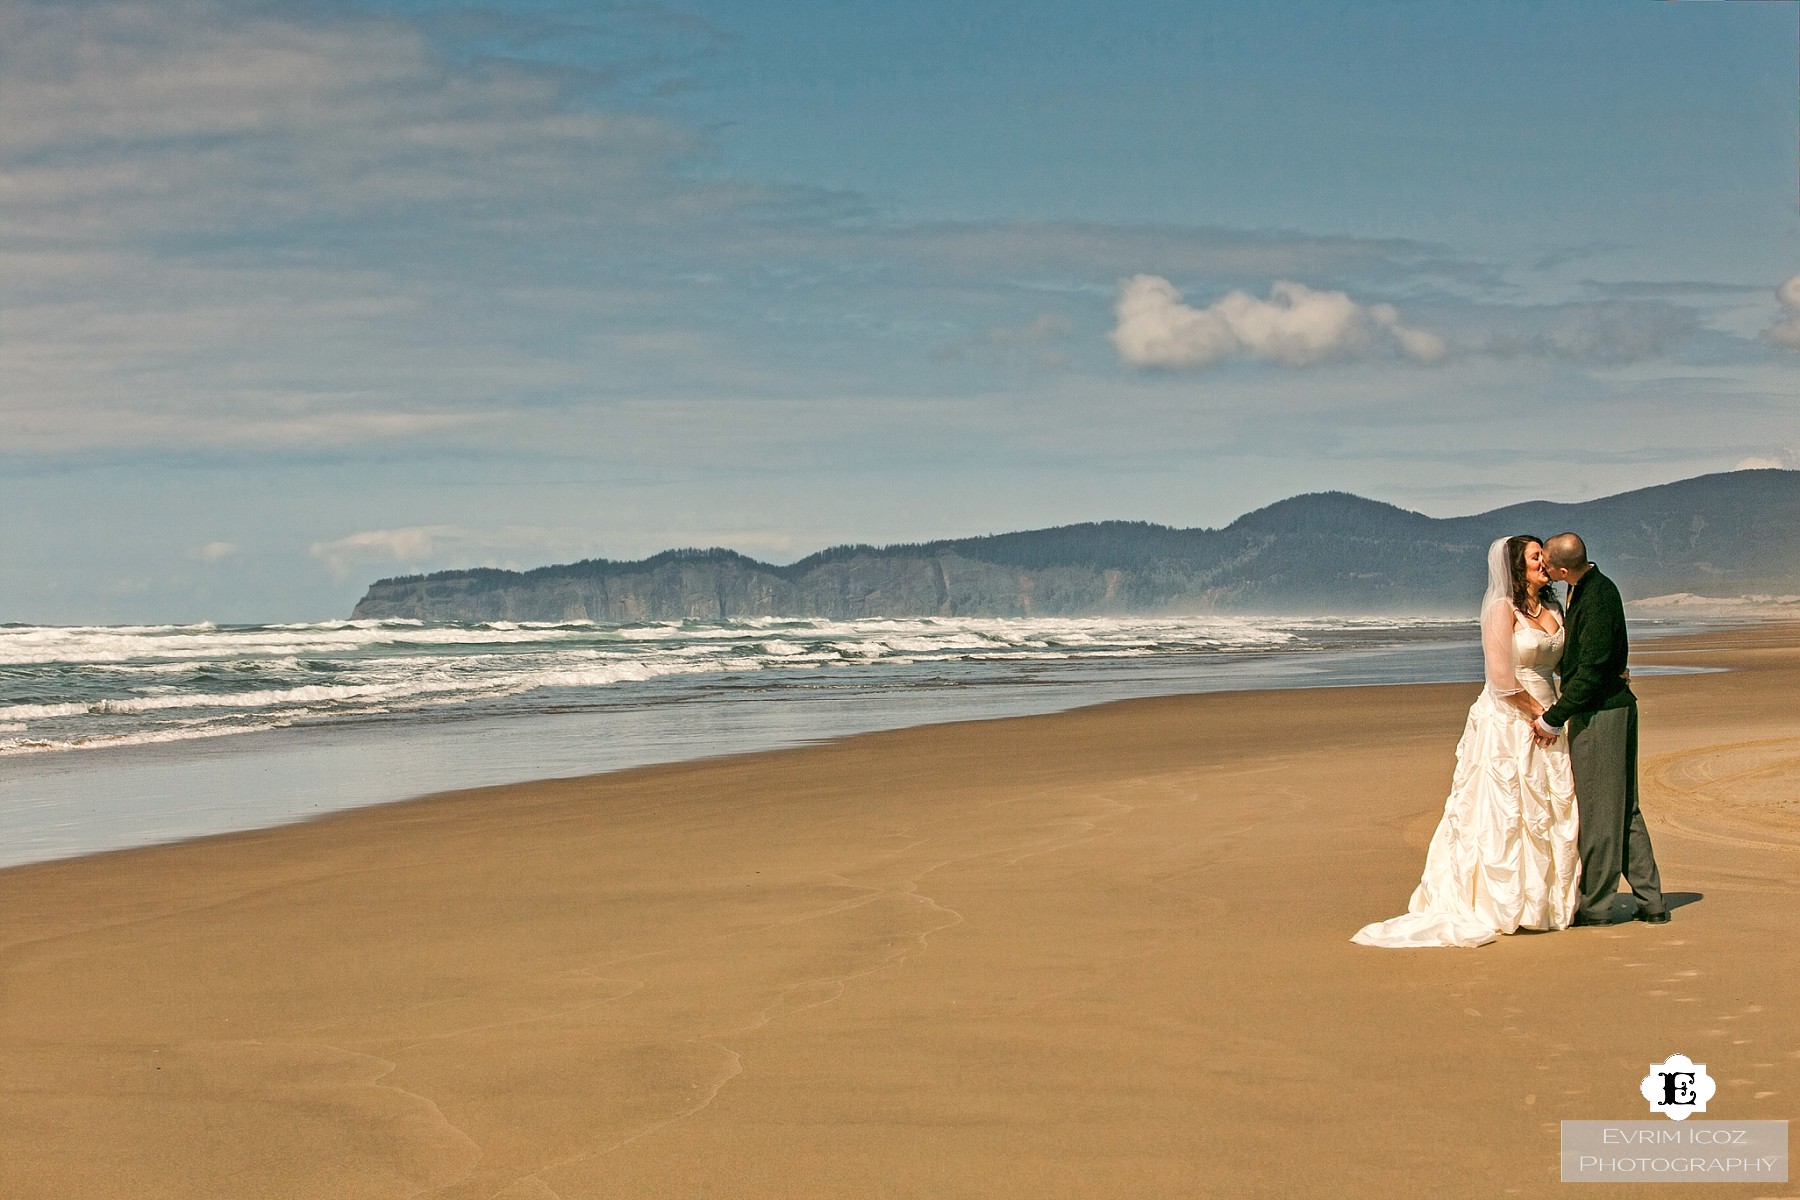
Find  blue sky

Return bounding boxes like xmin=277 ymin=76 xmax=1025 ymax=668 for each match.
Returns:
xmin=3 ymin=0 xmax=1798 ymax=622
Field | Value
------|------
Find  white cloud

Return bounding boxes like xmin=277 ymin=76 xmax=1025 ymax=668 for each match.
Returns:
xmin=188 ymin=541 xmax=239 ymax=562
xmin=1363 ymin=304 xmax=1448 ymax=363
xmin=1735 ymin=447 xmax=1794 ymax=471
xmin=1764 ymin=274 xmax=1800 ymax=350
xmin=1109 ymin=275 xmax=1445 ymax=370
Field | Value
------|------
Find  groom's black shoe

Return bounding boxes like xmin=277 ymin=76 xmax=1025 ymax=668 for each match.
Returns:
xmin=1635 ymin=907 xmax=1671 ymax=924
xmin=1571 ymin=913 xmax=1613 ymax=927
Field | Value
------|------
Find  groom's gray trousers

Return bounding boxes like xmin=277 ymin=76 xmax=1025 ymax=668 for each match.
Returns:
xmin=1568 ymin=702 xmax=1664 ymax=920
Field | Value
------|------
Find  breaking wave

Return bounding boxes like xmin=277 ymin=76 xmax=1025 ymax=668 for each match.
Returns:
xmin=0 ymin=615 xmax=1459 ymax=755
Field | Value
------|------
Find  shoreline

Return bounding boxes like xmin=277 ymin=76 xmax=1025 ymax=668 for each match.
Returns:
xmin=0 ymin=619 xmax=1724 ymax=873
xmin=2 ymin=628 xmax=1491 ymax=871
xmin=2 ymin=625 xmax=1794 ymax=1196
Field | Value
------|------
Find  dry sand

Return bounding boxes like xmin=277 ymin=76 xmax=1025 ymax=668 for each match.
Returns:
xmin=2 ymin=627 xmax=1796 ymax=1198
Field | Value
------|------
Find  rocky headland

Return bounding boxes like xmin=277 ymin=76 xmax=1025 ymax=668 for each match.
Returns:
xmin=352 ymin=469 xmax=1800 ymax=621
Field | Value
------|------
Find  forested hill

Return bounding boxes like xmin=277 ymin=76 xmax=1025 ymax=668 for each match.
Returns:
xmin=351 ymin=469 xmax=1800 ymax=621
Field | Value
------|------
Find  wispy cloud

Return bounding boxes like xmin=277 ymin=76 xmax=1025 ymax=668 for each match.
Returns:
xmin=0 ymin=0 xmax=711 ymax=239
xmin=0 ymin=0 xmax=1518 ymax=462
xmin=1481 ymin=301 xmax=1698 ymax=365
xmin=309 ymin=524 xmax=609 ymax=580
xmin=936 ymin=313 xmax=1075 ymax=368
xmin=1109 ymin=275 xmax=1446 ymax=370
xmin=0 ymin=0 xmax=1777 ymax=481
xmin=0 ymin=0 xmax=740 ymax=455
xmin=1580 ymin=278 xmax=1767 ymax=300
xmin=877 ymin=222 xmax=1476 ymax=285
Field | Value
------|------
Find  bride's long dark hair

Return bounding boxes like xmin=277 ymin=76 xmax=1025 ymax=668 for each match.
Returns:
xmin=1505 ymin=534 xmax=1561 ymax=613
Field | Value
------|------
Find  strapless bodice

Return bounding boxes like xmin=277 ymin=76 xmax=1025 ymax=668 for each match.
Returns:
xmin=1513 ymin=620 xmax=1563 ymax=708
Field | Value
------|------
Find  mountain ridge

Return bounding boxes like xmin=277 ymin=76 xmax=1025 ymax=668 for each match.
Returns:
xmin=351 ymin=469 xmax=1800 ymax=621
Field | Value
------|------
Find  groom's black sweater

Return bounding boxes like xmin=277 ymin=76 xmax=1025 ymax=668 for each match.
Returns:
xmin=1543 ymin=565 xmax=1634 ymax=728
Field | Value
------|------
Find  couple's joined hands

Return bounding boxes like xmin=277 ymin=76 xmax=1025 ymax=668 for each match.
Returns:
xmin=1520 ymin=703 xmax=1559 ymax=747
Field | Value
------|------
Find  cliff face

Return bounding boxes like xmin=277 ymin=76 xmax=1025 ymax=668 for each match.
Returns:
xmin=351 ymin=470 xmax=1800 ymax=621
xmin=352 ymin=552 xmax=1132 ymax=622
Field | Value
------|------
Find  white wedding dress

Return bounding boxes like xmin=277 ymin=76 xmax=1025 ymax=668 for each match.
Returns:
xmin=1352 ymin=604 xmax=1582 ymax=948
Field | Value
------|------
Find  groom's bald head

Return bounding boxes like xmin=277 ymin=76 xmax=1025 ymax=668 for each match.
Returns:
xmin=1545 ymin=532 xmax=1588 ymax=570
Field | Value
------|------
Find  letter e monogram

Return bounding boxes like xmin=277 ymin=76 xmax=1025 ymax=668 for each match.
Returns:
xmin=1660 ymin=1072 xmax=1697 ymax=1106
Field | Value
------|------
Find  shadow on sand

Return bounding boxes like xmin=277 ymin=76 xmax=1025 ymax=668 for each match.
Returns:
xmin=1596 ymin=889 xmax=1702 ymax=923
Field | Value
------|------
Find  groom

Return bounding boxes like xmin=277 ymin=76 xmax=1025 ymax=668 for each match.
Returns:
xmin=1534 ymin=533 xmax=1668 ymax=926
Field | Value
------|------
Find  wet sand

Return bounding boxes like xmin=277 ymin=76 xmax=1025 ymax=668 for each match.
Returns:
xmin=2 ymin=627 xmax=1795 ymax=1198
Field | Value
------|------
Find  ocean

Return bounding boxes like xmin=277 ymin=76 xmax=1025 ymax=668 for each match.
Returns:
xmin=0 ymin=614 xmax=1695 ymax=869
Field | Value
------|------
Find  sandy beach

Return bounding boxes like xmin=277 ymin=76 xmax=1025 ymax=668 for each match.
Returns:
xmin=2 ymin=627 xmax=1795 ymax=1198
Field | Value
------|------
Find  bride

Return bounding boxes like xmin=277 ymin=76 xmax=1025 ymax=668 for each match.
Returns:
xmin=1352 ymin=535 xmax=1582 ymax=948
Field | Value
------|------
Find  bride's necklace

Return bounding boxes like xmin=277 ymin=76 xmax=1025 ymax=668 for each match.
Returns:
xmin=1520 ymin=600 xmax=1543 ymax=619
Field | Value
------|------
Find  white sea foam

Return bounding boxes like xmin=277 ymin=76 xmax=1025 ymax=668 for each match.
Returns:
xmin=0 ymin=720 xmax=293 ymax=756
xmin=0 ymin=614 xmax=1466 ymax=758
xmin=0 ymin=620 xmax=614 ymax=665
